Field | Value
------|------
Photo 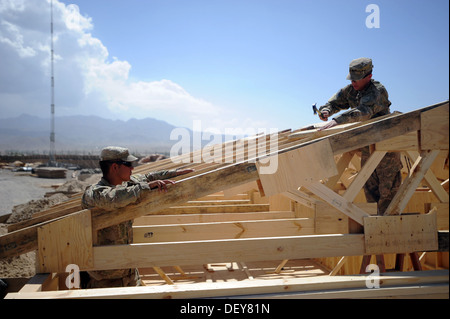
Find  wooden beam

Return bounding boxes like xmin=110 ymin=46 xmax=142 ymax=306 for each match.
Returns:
xmin=304 ymin=182 xmax=370 ymax=225
xmin=406 ymin=151 xmax=449 ymax=203
xmin=7 ymin=203 xmax=82 ymax=232
xmin=325 ymin=152 xmax=354 ymax=191
xmin=329 ymin=256 xmax=348 ymax=276
xmin=154 ymin=203 xmax=270 ymax=215
xmin=133 ymin=218 xmax=315 ymax=243
xmin=343 ymin=151 xmax=386 ymax=202
xmin=420 ymin=102 xmax=449 ymax=150
xmin=133 ymin=211 xmax=299 ymax=226
xmin=282 ymin=189 xmax=319 ymax=209
xmin=6 ymin=269 xmax=448 ymax=299
xmin=325 ymin=102 xmax=449 ymax=156
xmin=314 ymin=202 xmax=377 ymax=234
xmin=91 ymin=234 xmax=366 ymax=271
xmin=384 ymin=150 xmax=440 ymax=216
xmin=375 ymin=131 xmax=420 ymax=151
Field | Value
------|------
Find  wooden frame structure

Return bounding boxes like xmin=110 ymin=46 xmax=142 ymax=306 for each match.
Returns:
xmin=1 ymin=101 xmax=448 ymax=299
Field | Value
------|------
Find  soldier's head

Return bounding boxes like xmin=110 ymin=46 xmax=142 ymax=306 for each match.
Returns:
xmin=346 ymin=58 xmax=373 ymax=91
xmin=99 ymin=146 xmax=138 ymax=185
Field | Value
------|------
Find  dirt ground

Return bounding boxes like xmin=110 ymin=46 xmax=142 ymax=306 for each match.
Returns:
xmin=0 ymin=168 xmax=69 ymax=218
xmin=0 ymin=168 xmax=101 ymax=279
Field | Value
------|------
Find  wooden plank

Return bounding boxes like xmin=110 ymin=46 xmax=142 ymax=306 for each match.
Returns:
xmin=420 ymin=102 xmax=449 ymax=150
xmin=364 ymin=211 xmax=438 ymax=254
xmin=314 ymin=202 xmax=377 ymax=234
xmin=282 ymin=189 xmax=319 ymax=209
xmin=154 ymin=203 xmax=270 ymax=215
xmin=91 ymin=234 xmax=366 ymax=271
xmin=7 ymin=203 xmax=82 ymax=232
xmin=406 ymin=151 xmax=449 ymax=203
xmin=174 ymin=199 xmax=251 ymax=206
xmin=325 ymin=152 xmax=354 ymax=191
xmin=314 ymin=202 xmax=349 ymax=234
xmin=17 ymin=273 xmax=53 ymax=293
xmin=223 ymin=181 xmax=259 ymax=197
xmin=384 ymin=150 xmax=440 ymax=215
xmin=6 ymin=269 xmax=448 ymax=299
xmin=328 ymin=108 xmax=421 ymax=155
xmin=257 ymin=139 xmax=337 ymax=197
xmin=133 ymin=211 xmax=299 ymax=226
xmin=375 ymin=131 xmax=419 ymax=151
xmin=133 ymin=218 xmax=315 ymax=243
xmin=343 ymin=151 xmax=386 ymax=202
xmin=37 ymin=210 xmax=93 ymax=273
xmin=304 ymin=181 xmax=370 ymax=225
xmin=429 ymin=203 xmax=449 ymax=230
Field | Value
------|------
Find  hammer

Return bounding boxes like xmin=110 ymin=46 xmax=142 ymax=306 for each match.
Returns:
xmin=312 ymin=103 xmax=322 ymax=118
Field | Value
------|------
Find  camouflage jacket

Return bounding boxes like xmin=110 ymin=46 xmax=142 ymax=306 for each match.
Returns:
xmin=319 ymin=80 xmax=392 ymax=124
xmin=81 ymin=169 xmax=177 ymax=283
xmin=81 ymin=169 xmax=178 ymax=246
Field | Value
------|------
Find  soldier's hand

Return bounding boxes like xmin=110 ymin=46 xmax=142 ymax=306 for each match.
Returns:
xmin=149 ymin=180 xmax=175 ymax=192
xmin=318 ymin=119 xmax=337 ymax=131
xmin=319 ymin=110 xmax=330 ymax=121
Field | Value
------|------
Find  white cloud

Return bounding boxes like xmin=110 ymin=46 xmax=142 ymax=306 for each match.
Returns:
xmin=0 ymin=20 xmax=37 ymax=57
xmin=0 ymin=0 xmax=229 ymax=131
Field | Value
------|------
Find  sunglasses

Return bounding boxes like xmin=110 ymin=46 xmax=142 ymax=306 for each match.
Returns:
xmin=118 ymin=161 xmax=133 ymax=167
xmin=105 ymin=160 xmax=133 ymax=167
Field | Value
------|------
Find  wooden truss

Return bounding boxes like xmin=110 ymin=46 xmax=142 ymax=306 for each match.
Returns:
xmin=2 ymin=101 xmax=449 ymax=299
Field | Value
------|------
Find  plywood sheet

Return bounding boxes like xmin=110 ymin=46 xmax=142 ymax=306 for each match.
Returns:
xmin=364 ymin=211 xmax=438 ymax=254
xmin=420 ymin=103 xmax=449 ymax=150
xmin=257 ymin=139 xmax=337 ymax=197
xmin=38 ymin=210 xmax=93 ymax=273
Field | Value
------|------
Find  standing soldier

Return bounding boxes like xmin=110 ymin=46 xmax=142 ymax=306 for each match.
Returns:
xmin=81 ymin=146 xmax=193 ymax=288
xmin=317 ymin=58 xmax=403 ymax=215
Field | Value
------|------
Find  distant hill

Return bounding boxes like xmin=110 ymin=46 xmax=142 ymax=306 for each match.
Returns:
xmin=0 ymin=114 xmax=183 ymax=154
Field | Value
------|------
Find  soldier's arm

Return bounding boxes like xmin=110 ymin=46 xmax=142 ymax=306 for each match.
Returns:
xmin=144 ymin=168 xmax=194 ymax=181
xmin=333 ymin=87 xmax=390 ymax=124
xmin=81 ymin=183 xmax=150 ymax=210
xmin=319 ymin=85 xmax=352 ymax=118
xmin=144 ymin=169 xmax=178 ymax=181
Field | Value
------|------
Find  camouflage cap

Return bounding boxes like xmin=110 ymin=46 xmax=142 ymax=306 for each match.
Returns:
xmin=346 ymin=58 xmax=373 ymax=81
xmin=100 ymin=146 xmax=138 ymax=162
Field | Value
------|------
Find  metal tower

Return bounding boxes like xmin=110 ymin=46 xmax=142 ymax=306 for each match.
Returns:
xmin=49 ymin=0 xmax=56 ymax=166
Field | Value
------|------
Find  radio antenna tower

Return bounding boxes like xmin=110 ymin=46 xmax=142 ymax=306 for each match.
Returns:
xmin=49 ymin=0 xmax=56 ymax=166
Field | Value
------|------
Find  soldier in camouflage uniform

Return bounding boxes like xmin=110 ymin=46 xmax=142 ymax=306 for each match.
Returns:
xmin=81 ymin=146 xmax=193 ymax=288
xmin=317 ymin=58 xmax=403 ymax=215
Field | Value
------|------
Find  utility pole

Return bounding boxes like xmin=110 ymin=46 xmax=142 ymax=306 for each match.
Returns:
xmin=49 ymin=0 xmax=56 ymax=166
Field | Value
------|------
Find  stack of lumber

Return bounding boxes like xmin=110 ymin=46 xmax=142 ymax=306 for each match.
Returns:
xmin=34 ymin=167 xmax=67 ymax=179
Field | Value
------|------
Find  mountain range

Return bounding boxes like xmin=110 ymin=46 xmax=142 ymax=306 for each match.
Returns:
xmin=0 ymin=114 xmax=183 ymax=154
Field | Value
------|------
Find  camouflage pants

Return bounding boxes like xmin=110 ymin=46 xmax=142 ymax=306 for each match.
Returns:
xmin=361 ymin=147 xmax=403 ymax=216
xmin=81 ymin=221 xmax=142 ymax=288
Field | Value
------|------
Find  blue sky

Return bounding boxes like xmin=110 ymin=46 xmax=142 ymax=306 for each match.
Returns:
xmin=1 ymin=0 xmax=448 ymax=134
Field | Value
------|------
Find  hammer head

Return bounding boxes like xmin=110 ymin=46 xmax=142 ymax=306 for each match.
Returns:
xmin=312 ymin=103 xmax=319 ymax=115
